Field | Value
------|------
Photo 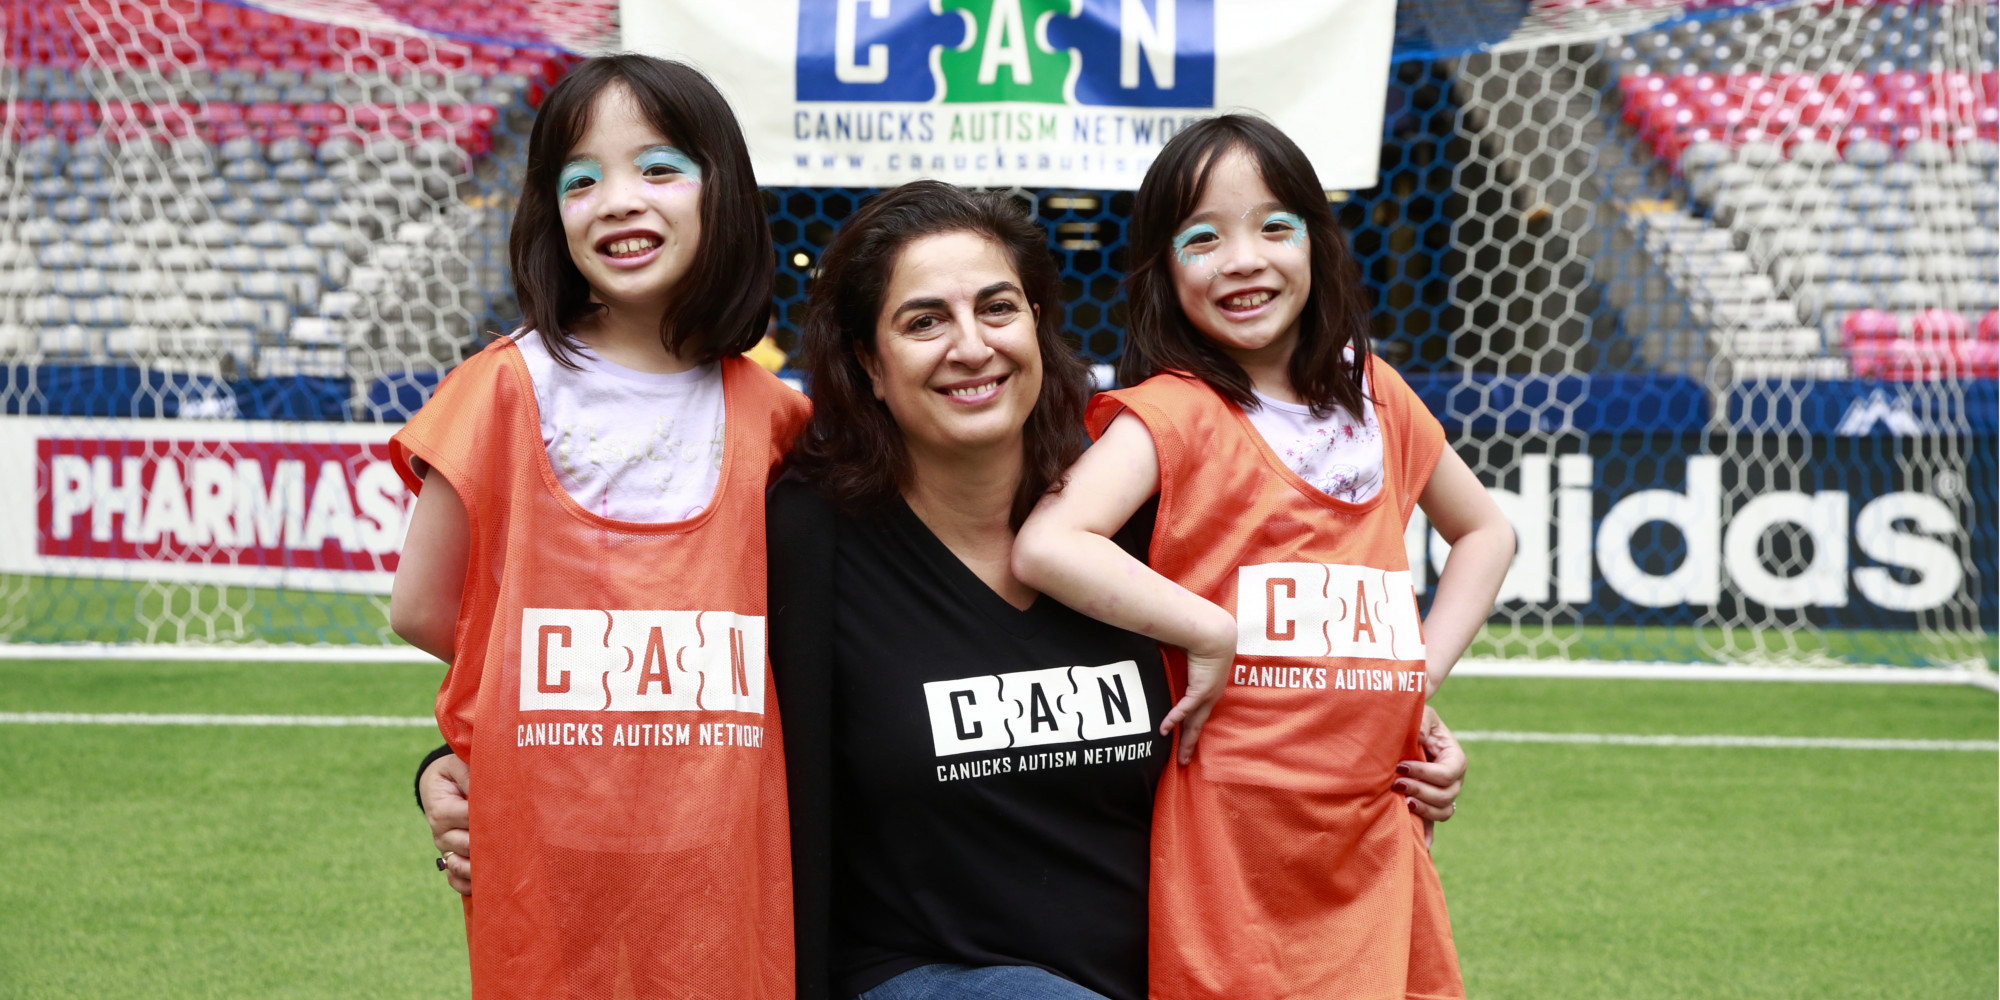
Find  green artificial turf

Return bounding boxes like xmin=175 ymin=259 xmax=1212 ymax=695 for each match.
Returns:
xmin=0 ymin=659 xmax=445 ymax=717
xmin=1464 ymin=622 xmax=1992 ymax=670
xmin=0 ymin=726 xmax=465 ymax=998
xmin=1430 ymin=678 xmax=1999 ymax=1000
xmin=1430 ymin=675 xmax=1999 ymax=741
xmin=0 ymin=574 xmax=395 ymax=646
xmin=0 ymin=664 xmax=1993 ymax=999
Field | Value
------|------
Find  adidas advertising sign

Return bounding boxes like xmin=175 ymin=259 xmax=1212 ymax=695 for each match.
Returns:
xmin=621 ymin=0 xmax=1396 ymax=189
xmin=1407 ymin=437 xmax=1994 ymax=629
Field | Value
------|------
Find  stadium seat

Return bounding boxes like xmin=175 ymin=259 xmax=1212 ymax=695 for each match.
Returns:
xmin=1910 ymin=308 xmax=1970 ymax=341
xmin=39 ymin=325 xmax=96 ymax=357
xmin=38 ymin=242 xmax=86 ymax=268
xmin=50 ymin=270 xmax=106 ymax=296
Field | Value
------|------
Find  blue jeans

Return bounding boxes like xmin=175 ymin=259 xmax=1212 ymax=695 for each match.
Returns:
xmin=856 ymin=963 xmax=1113 ymax=1000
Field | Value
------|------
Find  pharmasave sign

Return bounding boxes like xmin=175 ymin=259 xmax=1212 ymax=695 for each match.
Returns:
xmin=0 ymin=418 xmax=409 ymax=594
xmin=621 ymin=0 xmax=1396 ymax=190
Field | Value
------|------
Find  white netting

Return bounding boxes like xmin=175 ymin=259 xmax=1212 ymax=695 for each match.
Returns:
xmin=0 ymin=1 xmax=610 ymax=643
xmin=0 ymin=0 xmax=1990 ymax=667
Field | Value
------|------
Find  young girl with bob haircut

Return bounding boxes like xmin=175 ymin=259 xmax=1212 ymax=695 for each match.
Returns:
xmin=1014 ymin=115 xmax=1514 ymax=1000
xmin=389 ymin=54 xmax=808 ymax=1000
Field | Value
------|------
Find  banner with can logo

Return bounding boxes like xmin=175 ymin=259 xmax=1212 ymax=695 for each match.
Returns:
xmin=622 ymin=0 xmax=1396 ymax=190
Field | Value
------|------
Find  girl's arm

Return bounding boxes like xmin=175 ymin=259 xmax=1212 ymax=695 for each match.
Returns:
xmin=1013 ymin=412 xmax=1235 ymax=763
xmin=395 ymin=469 xmax=474 ymax=890
xmin=389 ymin=468 xmax=470 ymax=663
xmin=1415 ymin=449 xmax=1514 ymax=693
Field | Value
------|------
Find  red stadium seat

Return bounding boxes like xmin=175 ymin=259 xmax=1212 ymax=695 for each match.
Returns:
xmin=1841 ymin=309 xmax=1900 ymax=350
xmin=1955 ymin=339 xmax=2000 ymax=378
xmin=1910 ymin=309 xmax=1970 ymax=343
xmin=1626 ymin=69 xmax=2000 ymax=168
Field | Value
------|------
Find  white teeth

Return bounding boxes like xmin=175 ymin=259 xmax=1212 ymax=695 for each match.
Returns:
xmin=1223 ymin=291 xmax=1273 ymax=309
xmin=605 ymin=237 xmax=661 ymax=256
xmin=944 ymin=380 xmax=1000 ymax=397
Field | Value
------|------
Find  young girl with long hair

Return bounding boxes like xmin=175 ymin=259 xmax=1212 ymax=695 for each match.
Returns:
xmin=388 ymin=55 xmax=808 ymax=1000
xmin=1014 ymin=115 xmax=1514 ymax=1000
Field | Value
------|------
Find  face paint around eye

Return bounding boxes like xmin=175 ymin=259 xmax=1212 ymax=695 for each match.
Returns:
xmin=635 ymin=145 xmax=701 ymax=183
xmin=1264 ymin=211 xmax=1308 ymax=249
xmin=558 ymin=158 xmax=602 ymax=197
xmin=1172 ymin=223 xmax=1219 ymax=268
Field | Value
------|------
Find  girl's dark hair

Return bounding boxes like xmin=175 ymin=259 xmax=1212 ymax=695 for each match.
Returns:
xmin=792 ymin=180 xmax=1091 ymax=530
xmin=1122 ymin=113 xmax=1373 ymax=419
xmin=510 ymin=54 xmax=771 ymax=367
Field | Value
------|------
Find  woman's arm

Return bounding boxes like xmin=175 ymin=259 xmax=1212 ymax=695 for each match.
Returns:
xmin=1013 ymin=412 xmax=1235 ymax=763
xmin=767 ymin=480 xmax=838 ymax=1000
xmin=417 ymin=750 xmax=472 ymax=895
xmin=389 ymin=467 xmax=470 ymax=663
xmin=1415 ymin=449 xmax=1514 ymax=693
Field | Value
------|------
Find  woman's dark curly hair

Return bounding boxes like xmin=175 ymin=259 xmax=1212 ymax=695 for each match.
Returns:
xmin=790 ymin=180 xmax=1091 ymax=529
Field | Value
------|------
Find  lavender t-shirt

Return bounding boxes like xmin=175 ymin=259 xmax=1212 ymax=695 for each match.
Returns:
xmin=513 ymin=329 xmax=725 ymax=523
xmin=1241 ymin=379 xmax=1383 ymax=504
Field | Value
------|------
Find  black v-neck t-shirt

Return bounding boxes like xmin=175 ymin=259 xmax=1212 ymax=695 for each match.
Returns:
xmin=768 ymin=479 xmax=1169 ymax=1000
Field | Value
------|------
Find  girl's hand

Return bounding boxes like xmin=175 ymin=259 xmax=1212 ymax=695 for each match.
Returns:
xmin=1396 ymin=705 xmax=1466 ymax=847
xmin=420 ymin=753 xmax=472 ymax=896
xmin=1162 ymin=611 xmax=1236 ymax=763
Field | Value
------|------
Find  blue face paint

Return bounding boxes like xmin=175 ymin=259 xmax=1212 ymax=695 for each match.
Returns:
xmin=1264 ymin=211 xmax=1308 ymax=249
xmin=636 ymin=144 xmax=701 ymax=183
xmin=558 ymin=158 xmax=602 ymax=197
xmin=1172 ymin=222 xmax=1218 ymax=268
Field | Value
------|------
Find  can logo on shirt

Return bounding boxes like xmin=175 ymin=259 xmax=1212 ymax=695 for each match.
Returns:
xmin=922 ymin=660 xmax=1151 ymax=757
xmin=518 ymin=608 xmax=766 ymax=714
xmin=1235 ymin=563 xmax=1426 ymax=661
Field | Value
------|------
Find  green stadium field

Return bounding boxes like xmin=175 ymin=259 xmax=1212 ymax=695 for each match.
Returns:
xmin=0 ymin=660 xmax=1992 ymax=999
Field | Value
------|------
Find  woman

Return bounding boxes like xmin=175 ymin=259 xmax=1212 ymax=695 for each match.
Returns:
xmin=416 ymin=181 xmax=1468 ymax=999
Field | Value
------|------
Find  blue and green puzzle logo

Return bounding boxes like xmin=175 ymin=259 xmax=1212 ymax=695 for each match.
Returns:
xmin=797 ymin=0 xmax=1214 ymax=107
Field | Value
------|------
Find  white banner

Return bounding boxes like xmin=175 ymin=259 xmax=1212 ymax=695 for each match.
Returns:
xmin=622 ymin=0 xmax=1395 ymax=191
xmin=0 ymin=417 xmax=408 ymax=595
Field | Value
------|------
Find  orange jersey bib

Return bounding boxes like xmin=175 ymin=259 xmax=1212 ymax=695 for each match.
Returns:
xmin=392 ymin=339 xmax=810 ymax=1000
xmin=1089 ymin=359 xmax=1463 ymax=1000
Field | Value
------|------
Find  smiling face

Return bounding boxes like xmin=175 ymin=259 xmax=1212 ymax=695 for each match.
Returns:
xmin=558 ymin=83 xmax=703 ymax=315
xmin=1168 ymin=147 xmax=1312 ymax=372
xmin=861 ymin=230 xmax=1044 ymax=463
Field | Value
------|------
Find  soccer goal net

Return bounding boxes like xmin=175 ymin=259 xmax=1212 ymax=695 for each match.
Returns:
xmin=0 ymin=0 xmax=1991 ymax=670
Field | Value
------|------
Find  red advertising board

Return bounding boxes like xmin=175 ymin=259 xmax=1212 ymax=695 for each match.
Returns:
xmin=37 ymin=436 xmax=407 ymax=574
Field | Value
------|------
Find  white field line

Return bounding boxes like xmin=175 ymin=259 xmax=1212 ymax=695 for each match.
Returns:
xmin=1 ymin=647 xmax=1992 ymax=691
xmin=0 ymin=712 xmax=434 ymax=727
xmin=1454 ymin=659 xmax=2000 ymax=692
xmin=0 ymin=644 xmax=438 ymax=664
xmin=0 ymin=714 xmax=1989 ymax=752
xmin=1457 ymin=731 xmax=1998 ymax=752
